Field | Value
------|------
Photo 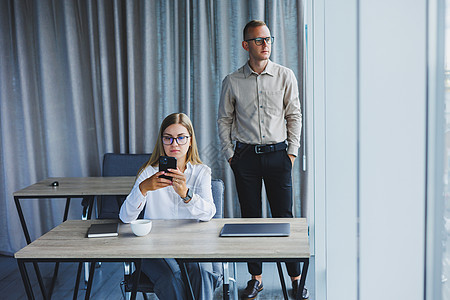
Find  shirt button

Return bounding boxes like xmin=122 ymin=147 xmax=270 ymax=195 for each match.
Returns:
xmin=260 ymin=105 xmax=263 ymax=108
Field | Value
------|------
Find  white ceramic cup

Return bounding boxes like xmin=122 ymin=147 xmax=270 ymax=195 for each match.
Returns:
xmin=130 ymin=219 xmax=152 ymax=237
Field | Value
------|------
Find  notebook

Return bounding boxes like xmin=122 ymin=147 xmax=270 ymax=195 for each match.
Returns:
xmin=87 ymin=223 xmax=119 ymax=238
xmin=219 ymin=223 xmax=290 ymax=237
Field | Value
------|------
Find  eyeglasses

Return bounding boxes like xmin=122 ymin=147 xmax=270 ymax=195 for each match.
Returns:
xmin=162 ymin=136 xmax=190 ymax=145
xmin=245 ymin=36 xmax=274 ymax=46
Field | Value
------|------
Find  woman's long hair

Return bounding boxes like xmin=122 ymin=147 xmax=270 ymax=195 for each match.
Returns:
xmin=137 ymin=113 xmax=202 ymax=177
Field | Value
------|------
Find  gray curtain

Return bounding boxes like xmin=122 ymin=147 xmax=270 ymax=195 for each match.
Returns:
xmin=0 ymin=0 xmax=304 ymax=255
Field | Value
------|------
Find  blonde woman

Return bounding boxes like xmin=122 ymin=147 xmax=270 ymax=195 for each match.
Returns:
xmin=120 ymin=113 xmax=220 ymax=300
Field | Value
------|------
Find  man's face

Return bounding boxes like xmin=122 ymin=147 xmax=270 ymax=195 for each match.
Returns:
xmin=242 ymin=25 xmax=272 ymax=62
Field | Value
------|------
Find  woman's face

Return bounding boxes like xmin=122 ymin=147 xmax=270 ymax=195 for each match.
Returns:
xmin=162 ymin=123 xmax=191 ymax=162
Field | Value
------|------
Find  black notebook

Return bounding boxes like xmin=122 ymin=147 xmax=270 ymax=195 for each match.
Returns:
xmin=219 ymin=223 xmax=290 ymax=237
xmin=87 ymin=223 xmax=119 ymax=238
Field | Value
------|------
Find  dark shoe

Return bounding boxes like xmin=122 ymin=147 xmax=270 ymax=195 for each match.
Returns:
xmin=241 ymin=279 xmax=263 ymax=299
xmin=292 ymin=279 xmax=310 ymax=299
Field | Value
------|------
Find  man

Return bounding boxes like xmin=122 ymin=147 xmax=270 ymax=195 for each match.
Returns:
xmin=217 ymin=20 xmax=308 ymax=299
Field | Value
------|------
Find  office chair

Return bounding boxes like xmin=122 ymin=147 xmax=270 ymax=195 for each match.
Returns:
xmin=84 ymin=153 xmax=151 ymax=219
xmin=80 ymin=153 xmax=151 ymax=287
xmin=121 ymin=179 xmax=238 ymax=300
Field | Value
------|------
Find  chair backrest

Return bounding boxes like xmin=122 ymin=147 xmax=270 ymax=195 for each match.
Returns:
xmin=98 ymin=153 xmax=151 ymax=219
xmin=211 ymin=179 xmax=224 ymax=219
xmin=98 ymin=153 xmax=225 ymax=220
xmin=102 ymin=153 xmax=151 ymax=177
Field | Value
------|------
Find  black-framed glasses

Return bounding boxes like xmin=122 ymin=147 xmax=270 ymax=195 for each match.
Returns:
xmin=162 ymin=136 xmax=190 ymax=145
xmin=245 ymin=36 xmax=274 ymax=46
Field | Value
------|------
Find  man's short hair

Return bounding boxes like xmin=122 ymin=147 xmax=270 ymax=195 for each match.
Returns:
xmin=243 ymin=20 xmax=267 ymax=41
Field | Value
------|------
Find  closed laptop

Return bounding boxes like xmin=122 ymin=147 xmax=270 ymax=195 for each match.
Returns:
xmin=219 ymin=223 xmax=290 ymax=237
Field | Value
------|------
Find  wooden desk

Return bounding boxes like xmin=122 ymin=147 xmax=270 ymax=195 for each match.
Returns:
xmin=14 ymin=176 xmax=135 ymax=243
xmin=15 ymin=218 xmax=310 ymax=300
xmin=13 ymin=177 xmax=135 ymax=299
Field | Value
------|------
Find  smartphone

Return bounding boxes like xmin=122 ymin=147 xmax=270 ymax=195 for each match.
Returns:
xmin=159 ymin=156 xmax=177 ymax=180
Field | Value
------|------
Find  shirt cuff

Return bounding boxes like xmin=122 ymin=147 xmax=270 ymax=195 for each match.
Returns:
xmin=287 ymin=144 xmax=299 ymax=157
xmin=225 ymin=148 xmax=234 ymax=162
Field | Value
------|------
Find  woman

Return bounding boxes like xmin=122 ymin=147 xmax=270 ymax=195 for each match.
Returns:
xmin=119 ymin=113 xmax=220 ymax=300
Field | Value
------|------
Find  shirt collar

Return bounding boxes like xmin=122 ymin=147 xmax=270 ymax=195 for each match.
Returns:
xmin=243 ymin=60 xmax=274 ymax=78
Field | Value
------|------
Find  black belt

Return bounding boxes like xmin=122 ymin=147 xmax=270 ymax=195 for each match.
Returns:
xmin=236 ymin=141 xmax=287 ymax=154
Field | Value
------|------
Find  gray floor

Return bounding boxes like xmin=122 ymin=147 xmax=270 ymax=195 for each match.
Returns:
xmin=0 ymin=255 xmax=314 ymax=299
xmin=226 ymin=262 xmax=315 ymax=300
xmin=443 ymin=209 xmax=450 ymax=300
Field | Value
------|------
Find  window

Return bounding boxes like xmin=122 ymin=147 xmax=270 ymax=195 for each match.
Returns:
xmin=443 ymin=1 xmax=450 ymax=298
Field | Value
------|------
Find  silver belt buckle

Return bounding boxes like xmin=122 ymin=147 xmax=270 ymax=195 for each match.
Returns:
xmin=255 ymin=145 xmax=264 ymax=154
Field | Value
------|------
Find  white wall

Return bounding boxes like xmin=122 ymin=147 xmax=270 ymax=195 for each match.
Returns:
xmin=310 ymin=0 xmax=442 ymax=299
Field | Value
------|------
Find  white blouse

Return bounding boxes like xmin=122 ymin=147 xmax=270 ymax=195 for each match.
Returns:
xmin=119 ymin=162 xmax=216 ymax=222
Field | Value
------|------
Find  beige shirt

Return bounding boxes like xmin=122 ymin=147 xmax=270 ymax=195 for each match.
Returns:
xmin=218 ymin=60 xmax=302 ymax=160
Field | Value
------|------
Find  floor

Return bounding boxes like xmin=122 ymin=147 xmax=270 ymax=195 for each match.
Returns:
xmin=443 ymin=208 xmax=450 ymax=300
xmin=0 ymin=255 xmax=315 ymax=299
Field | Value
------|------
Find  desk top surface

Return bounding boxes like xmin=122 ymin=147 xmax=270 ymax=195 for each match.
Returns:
xmin=13 ymin=177 xmax=136 ymax=197
xmin=15 ymin=218 xmax=310 ymax=260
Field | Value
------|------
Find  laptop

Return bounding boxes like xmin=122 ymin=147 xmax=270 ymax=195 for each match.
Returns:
xmin=219 ymin=223 xmax=290 ymax=237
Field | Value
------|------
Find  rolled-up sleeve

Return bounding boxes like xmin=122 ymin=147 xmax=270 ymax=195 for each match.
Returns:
xmin=119 ymin=171 xmax=147 ymax=223
xmin=284 ymin=69 xmax=302 ymax=156
xmin=185 ymin=166 xmax=216 ymax=221
xmin=217 ymin=75 xmax=235 ymax=161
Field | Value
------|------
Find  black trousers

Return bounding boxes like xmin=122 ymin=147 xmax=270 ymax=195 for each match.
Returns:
xmin=230 ymin=143 xmax=301 ymax=277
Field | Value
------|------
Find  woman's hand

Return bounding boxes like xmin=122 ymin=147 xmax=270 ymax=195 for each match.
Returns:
xmin=167 ymin=168 xmax=189 ymax=198
xmin=139 ymin=171 xmax=172 ymax=195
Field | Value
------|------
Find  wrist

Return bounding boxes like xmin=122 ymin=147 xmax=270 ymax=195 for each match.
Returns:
xmin=139 ymin=182 xmax=148 ymax=195
xmin=181 ymin=188 xmax=193 ymax=203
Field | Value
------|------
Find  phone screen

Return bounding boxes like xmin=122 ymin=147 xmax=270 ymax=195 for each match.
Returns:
xmin=159 ymin=156 xmax=177 ymax=180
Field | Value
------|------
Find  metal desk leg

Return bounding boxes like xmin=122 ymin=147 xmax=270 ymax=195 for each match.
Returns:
xmin=131 ymin=260 xmax=142 ymax=300
xmin=86 ymin=196 xmax=95 ymax=220
xmin=17 ymin=260 xmax=34 ymax=300
xmin=296 ymin=259 xmax=309 ymax=300
xmin=32 ymin=262 xmax=48 ymax=300
xmin=73 ymin=262 xmax=83 ymax=300
xmin=48 ymin=262 xmax=60 ymax=298
xmin=14 ymin=197 xmax=32 ymax=244
xmin=48 ymin=198 xmax=71 ymax=298
xmin=14 ymin=196 xmax=47 ymax=299
xmin=81 ymin=196 xmax=95 ymax=287
xmin=233 ymin=262 xmax=238 ymax=300
xmin=277 ymin=262 xmax=289 ymax=300
xmin=223 ymin=262 xmax=230 ymax=300
xmin=63 ymin=198 xmax=71 ymax=221
xmin=180 ymin=261 xmax=195 ymax=300
xmin=84 ymin=261 xmax=96 ymax=300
